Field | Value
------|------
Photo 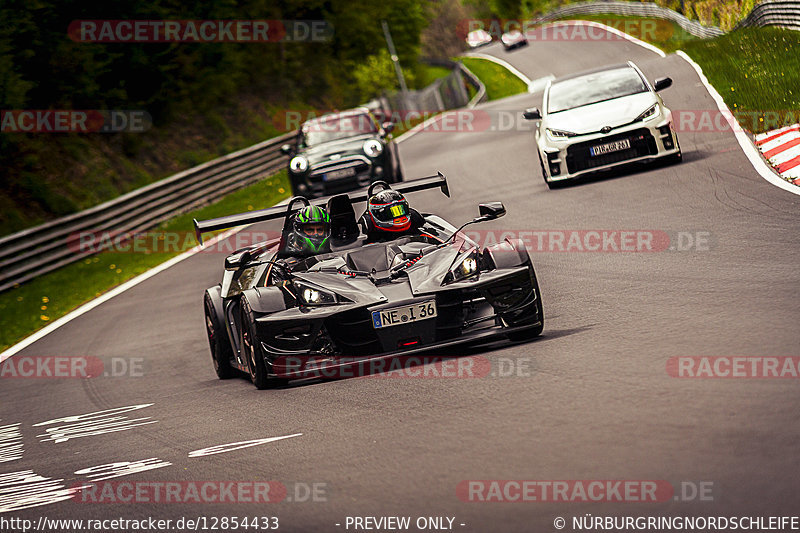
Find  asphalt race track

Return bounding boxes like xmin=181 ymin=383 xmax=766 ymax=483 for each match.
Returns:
xmin=2 ymin=23 xmax=799 ymax=532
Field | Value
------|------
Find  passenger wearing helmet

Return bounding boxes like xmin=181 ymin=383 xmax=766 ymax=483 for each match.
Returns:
xmin=360 ymin=189 xmax=425 ymax=241
xmin=287 ymin=205 xmax=331 ymax=255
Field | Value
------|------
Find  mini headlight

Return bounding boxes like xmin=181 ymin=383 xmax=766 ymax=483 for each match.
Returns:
xmin=546 ymin=128 xmax=576 ymax=141
xmin=295 ymin=281 xmax=337 ymax=305
xmin=289 ymin=156 xmax=309 ymax=173
xmin=363 ymin=139 xmax=383 ymax=157
xmin=636 ymin=103 xmax=659 ymax=122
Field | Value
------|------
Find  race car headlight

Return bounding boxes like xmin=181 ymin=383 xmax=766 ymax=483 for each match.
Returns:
xmin=546 ymin=128 xmax=577 ymax=141
xmin=445 ymin=250 xmax=480 ymax=284
xmin=294 ymin=281 xmax=337 ymax=305
xmin=289 ymin=156 xmax=309 ymax=173
xmin=363 ymin=139 xmax=383 ymax=157
xmin=636 ymin=103 xmax=659 ymax=122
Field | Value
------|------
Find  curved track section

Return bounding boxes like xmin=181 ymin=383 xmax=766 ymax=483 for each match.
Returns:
xmin=2 ymin=23 xmax=799 ymax=531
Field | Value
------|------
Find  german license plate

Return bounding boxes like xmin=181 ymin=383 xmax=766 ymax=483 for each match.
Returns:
xmin=590 ymin=138 xmax=631 ymax=156
xmin=372 ymin=301 xmax=437 ymax=329
xmin=324 ymin=167 xmax=356 ymax=181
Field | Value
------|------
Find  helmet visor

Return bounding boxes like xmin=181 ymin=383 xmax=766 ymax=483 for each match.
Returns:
xmin=301 ymin=223 xmax=328 ymax=237
xmin=372 ymin=201 xmax=408 ymax=222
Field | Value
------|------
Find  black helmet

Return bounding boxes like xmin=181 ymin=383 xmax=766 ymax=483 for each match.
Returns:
xmin=292 ymin=205 xmax=331 ymax=254
xmin=366 ymin=189 xmax=411 ymax=233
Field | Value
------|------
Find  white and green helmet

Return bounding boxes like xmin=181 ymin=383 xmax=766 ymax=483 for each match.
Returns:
xmin=292 ymin=205 xmax=331 ymax=253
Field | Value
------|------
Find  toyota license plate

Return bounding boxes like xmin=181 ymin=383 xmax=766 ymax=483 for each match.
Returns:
xmin=372 ymin=301 xmax=437 ymax=329
xmin=324 ymin=167 xmax=356 ymax=181
xmin=590 ymin=138 xmax=631 ymax=156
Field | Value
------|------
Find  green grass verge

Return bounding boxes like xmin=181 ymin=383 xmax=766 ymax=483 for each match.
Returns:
xmin=459 ymin=57 xmax=528 ymax=101
xmin=555 ymin=15 xmax=799 ymax=134
xmin=0 ymin=171 xmax=291 ymax=351
xmin=555 ymin=14 xmax=694 ymax=54
xmin=681 ymin=28 xmax=800 ymax=133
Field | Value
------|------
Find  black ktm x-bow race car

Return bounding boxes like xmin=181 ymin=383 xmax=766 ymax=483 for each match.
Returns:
xmin=196 ymin=174 xmax=543 ymax=388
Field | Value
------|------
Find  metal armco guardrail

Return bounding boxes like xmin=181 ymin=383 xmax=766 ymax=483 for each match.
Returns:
xmin=736 ymin=0 xmax=800 ymax=30
xmin=536 ymin=1 xmax=724 ymax=38
xmin=0 ymin=131 xmax=294 ymax=292
xmin=537 ymin=1 xmax=800 ymax=35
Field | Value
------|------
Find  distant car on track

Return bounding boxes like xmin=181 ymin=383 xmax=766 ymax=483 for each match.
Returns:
xmin=466 ymin=29 xmax=492 ymax=48
xmin=501 ymin=30 xmax=528 ymax=50
xmin=197 ymin=175 xmax=544 ymax=389
xmin=281 ymin=108 xmax=402 ymax=198
xmin=522 ymin=61 xmax=681 ymax=188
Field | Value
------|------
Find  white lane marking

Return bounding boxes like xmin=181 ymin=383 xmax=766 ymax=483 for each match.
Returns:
xmin=528 ymin=75 xmax=555 ymax=94
xmin=74 ymin=458 xmax=172 ymax=481
xmin=0 ymin=423 xmax=23 ymax=463
xmin=188 ymin=433 xmax=303 ymax=458
xmin=0 ymin=470 xmax=81 ymax=513
xmin=676 ymin=50 xmax=800 ymax=196
xmin=33 ymin=404 xmax=156 ymax=444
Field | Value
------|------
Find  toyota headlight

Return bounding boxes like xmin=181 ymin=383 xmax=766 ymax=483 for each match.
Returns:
xmin=289 ymin=156 xmax=309 ymax=173
xmin=636 ymin=103 xmax=659 ymax=122
xmin=363 ymin=139 xmax=383 ymax=157
xmin=294 ymin=281 xmax=337 ymax=305
xmin=546 ymin=128 xmax=577 ymax=141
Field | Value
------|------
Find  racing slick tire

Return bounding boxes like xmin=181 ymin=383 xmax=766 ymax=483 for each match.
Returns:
xmin=502 ymin=262 xmax=544 ymax=342
xmin=240 ymin=297 xmax=288 ymax=389
xmin=204 ymin=288 xmax=234 ymax=379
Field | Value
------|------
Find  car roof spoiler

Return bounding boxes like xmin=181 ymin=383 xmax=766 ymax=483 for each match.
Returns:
xmin=193 ymin=172 xmax=450 ymax=245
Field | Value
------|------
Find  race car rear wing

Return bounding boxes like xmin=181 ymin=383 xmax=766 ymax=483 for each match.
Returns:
xmin=193 ymin=172 xmax=450 ymax=244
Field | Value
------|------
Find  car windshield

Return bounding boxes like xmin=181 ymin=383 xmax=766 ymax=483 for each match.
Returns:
xmin=301 ymin=114 xmax=376 ymax=146
xmin=547 ymin=67 xmax=648 ymax=113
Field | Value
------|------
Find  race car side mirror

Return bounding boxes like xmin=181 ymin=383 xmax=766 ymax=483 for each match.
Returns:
xmin=522 ymin=107 xmax=541 ymax=120
xmin=478 ymin=202 xmax=506 ymax=220
xmin=280 ymin=144 xmax=293 ymax=155
xmin=225 ymin=251 xmax=251 ymax=270
xmin=653 ymin=77 xmax=672 ymax=92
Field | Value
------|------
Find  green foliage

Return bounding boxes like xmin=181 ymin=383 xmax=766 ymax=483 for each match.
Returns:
xmin=0 ymin=0 xmax=431 ymax=235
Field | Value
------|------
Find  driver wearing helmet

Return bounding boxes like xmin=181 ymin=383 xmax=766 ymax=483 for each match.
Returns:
xmin=359 ymin=189 xmax=425 ymax=241
xmin=286 ymin=205 xmax=331 ymax=255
